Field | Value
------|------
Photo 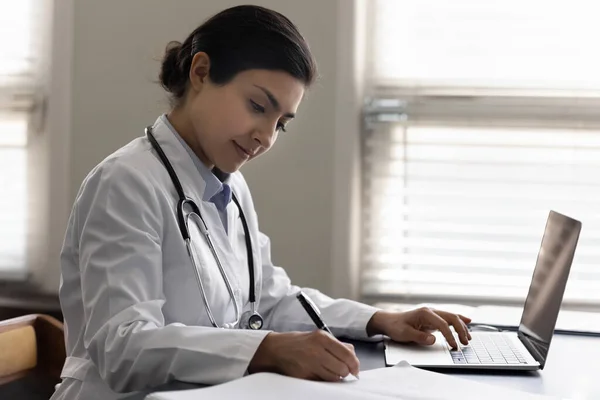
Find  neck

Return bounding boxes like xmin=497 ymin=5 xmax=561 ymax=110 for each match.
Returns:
xmin=167 ymin=106 xmax=214 ymax=169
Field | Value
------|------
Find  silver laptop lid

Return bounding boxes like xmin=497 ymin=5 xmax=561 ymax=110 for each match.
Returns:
xmin=517 ymin=210 xmax=581 ymax=369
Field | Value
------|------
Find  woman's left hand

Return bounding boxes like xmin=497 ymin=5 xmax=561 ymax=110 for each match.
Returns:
xmin=366 ymin=308 xmax=472 ymax=349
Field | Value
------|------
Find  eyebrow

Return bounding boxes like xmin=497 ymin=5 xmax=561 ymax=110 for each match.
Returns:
xmin=253 ymin=85 xmax=296 ymax=119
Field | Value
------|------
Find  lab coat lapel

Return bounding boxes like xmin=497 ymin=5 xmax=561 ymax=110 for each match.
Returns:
xmin=204 ymin=203 xmax=245 ymax=303
xmin=149 ymin=117 xmax=208 ymax=200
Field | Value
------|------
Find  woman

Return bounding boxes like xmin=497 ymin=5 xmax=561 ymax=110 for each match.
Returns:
xmin=53 ymin=5 xmax=471 ymax=399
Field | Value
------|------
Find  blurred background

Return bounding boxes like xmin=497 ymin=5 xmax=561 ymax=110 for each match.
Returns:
xmin=2 ymin=0 xmax=600 ymax=321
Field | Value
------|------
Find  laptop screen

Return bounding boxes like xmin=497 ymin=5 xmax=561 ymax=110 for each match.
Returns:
xmin=518 ymin=210 xmax=581 ymax=366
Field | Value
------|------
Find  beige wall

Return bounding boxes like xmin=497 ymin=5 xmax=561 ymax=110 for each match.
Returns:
xmin=63 ymin=0 xmax=348 ymax=293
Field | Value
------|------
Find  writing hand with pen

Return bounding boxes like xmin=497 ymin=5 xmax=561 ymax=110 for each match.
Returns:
xmin=248 ymin=292 xmax=472 ymax=382
xmin=248 ymin=292 xmax=360 ymax=382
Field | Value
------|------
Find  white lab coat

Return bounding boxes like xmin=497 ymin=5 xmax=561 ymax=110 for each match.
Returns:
xmin=51 ymin=116 xmax=378 ymax=400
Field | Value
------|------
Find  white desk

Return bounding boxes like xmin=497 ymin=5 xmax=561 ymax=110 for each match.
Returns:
xmin=349 ymin=333 xmax=600 ymax=399
xmin=134 ymin=333 xmax=599 ymax=399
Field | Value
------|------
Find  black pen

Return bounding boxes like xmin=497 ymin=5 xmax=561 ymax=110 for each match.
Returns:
xmin=296 ymin=291 xmax=359 ymax=380
xmin=296 ymin=291 xmax=334 ymax=334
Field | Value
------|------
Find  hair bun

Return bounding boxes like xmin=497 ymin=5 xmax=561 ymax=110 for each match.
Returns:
xmin=159 ymin=41 xmax=185 ymax=96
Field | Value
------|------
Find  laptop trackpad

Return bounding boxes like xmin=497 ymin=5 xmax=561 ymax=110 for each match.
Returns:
xmin=385 ymin=332 xmax=452 ymax=366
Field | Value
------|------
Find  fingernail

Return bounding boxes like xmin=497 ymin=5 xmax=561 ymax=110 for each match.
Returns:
xmin=426 ymin=335 xmax=435 ymax=345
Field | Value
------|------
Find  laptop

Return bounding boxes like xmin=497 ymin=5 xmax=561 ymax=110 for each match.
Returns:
xmin=385 ymin=210 xmax=582 ymax=370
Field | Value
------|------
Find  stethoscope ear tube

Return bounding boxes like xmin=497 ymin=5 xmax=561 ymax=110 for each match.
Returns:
xmin=146 ymin=127 xmax=186 ymax=200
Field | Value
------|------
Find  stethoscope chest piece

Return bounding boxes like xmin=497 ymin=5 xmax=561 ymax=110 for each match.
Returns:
xmin=240 ymin=310 xmax=264 ymax=330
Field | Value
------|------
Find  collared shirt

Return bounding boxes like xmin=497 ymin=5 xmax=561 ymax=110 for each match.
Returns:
xmin=161 ymin=114 xmax=232 ymax=232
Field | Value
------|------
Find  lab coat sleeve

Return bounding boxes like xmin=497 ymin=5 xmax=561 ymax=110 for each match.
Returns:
xmin=257 ymin=232 xmax=380 ymax=340
xmin=76 ymin=159 xmax=270 ymax=393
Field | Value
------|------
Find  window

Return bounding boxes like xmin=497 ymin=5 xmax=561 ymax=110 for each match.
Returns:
xmin=362 ymin=0 xmax=600 ymax=307
xmin=372 ymin=0 xmax=600 ymax=91
xmin=0 ymin=2 xmax=48 ymax=280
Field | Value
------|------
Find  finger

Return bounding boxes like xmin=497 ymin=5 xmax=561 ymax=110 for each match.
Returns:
xmin=321 ymin=352 xmax=350 ymax=379
xmin=320 ymin=334 xmax=360 ymax=376
xmin=400 ymin=326 xmax=437 ymax=346
xmin=455 ymin=316 xmax=471 ymax=344
xmin=325 ymin=343 xmax=360 ymax=377
xmin=456 ymin=319 xmax=470 ymax=345
xmin=458 ymin=314 xmax=472 ymax=324
xmin=462 ymin=320 xmax=472 ymax=341
xmin=422 ymin=310 xmax=458 ymax=349
xmin=308 ymin=367 xmax=341 ymax=382
xmin=436 ymin=311 xmax=470 ymax=345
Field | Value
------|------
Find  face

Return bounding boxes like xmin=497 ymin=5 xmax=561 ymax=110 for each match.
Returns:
xmin=182 ymin=54 xmax=305 ymax=173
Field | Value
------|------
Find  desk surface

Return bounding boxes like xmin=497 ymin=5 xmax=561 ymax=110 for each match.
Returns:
xmin=141 ymin=333 xmax=599 ymax=400
xmin=347 ymin=333 xmax=600 ymax=399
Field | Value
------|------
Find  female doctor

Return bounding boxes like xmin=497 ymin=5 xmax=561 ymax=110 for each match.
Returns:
xmin=53 ymin=5 xmax=471 ymax=400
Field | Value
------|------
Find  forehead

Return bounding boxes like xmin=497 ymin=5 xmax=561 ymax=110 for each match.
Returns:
xmin=231 ymin=69 xmax=305 ymax=112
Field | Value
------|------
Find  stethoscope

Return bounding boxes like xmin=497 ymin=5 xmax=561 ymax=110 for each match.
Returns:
xmin=146 ymin=126 xmax=264 ymax=330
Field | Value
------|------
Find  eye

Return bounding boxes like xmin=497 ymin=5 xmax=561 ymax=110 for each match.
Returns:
xmin=276 ymin=123 xmax=287 ymax=133
xmin=250 ymin=100 xmax=265 ymax=113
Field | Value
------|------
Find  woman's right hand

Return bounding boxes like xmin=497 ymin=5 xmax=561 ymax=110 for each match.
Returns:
xmin=248 ymin=330 xmax=360 ymax=381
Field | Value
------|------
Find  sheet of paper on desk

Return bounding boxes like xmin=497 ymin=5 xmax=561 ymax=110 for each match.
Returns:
xmin=145 ymin=361 xmax=558 ymax=400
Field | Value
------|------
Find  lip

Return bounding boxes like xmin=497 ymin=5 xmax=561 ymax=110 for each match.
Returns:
xmin=233 ymin=141 xmax=252 ymax=159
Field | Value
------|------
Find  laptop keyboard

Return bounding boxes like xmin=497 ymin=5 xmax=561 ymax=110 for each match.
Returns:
xmin=450 ymin=334 xmax=528 ymax=365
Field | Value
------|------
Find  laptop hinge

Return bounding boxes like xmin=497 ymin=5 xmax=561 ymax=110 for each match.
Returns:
xmin=518 ymin=332 xmax=547 ymax=368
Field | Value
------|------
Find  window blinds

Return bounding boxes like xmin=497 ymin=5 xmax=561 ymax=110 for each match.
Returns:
xmin=363 ymin=0 xmax=600 ymax=306
xmin=362 ymin=115 xmax=600 ymax=305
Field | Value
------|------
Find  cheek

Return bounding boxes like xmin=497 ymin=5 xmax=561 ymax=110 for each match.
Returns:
xmin=219 ymin=115 xmax=252 ymax=141
xmin=201 ymin=96 xmax=254 ymax=141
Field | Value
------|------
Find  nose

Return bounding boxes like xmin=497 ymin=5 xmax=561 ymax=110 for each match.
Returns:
xmin=251 ymin=123 xmax=277 ymax=150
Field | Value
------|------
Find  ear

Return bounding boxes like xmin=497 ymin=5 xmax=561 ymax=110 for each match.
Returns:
xmin=189 ymin=52 xmax=210 ymax=92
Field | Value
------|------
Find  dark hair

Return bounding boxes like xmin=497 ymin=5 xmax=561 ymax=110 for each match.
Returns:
xmin=159 ymin=5 xmax=317 ymax=105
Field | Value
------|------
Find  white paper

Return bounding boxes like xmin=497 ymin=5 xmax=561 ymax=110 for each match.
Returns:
xmin=146 ymin=361 xmax=558 ymax=400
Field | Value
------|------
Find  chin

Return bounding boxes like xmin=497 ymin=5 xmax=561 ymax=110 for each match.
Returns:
xmin=216 ymin=162 xmax=243 ymax=174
